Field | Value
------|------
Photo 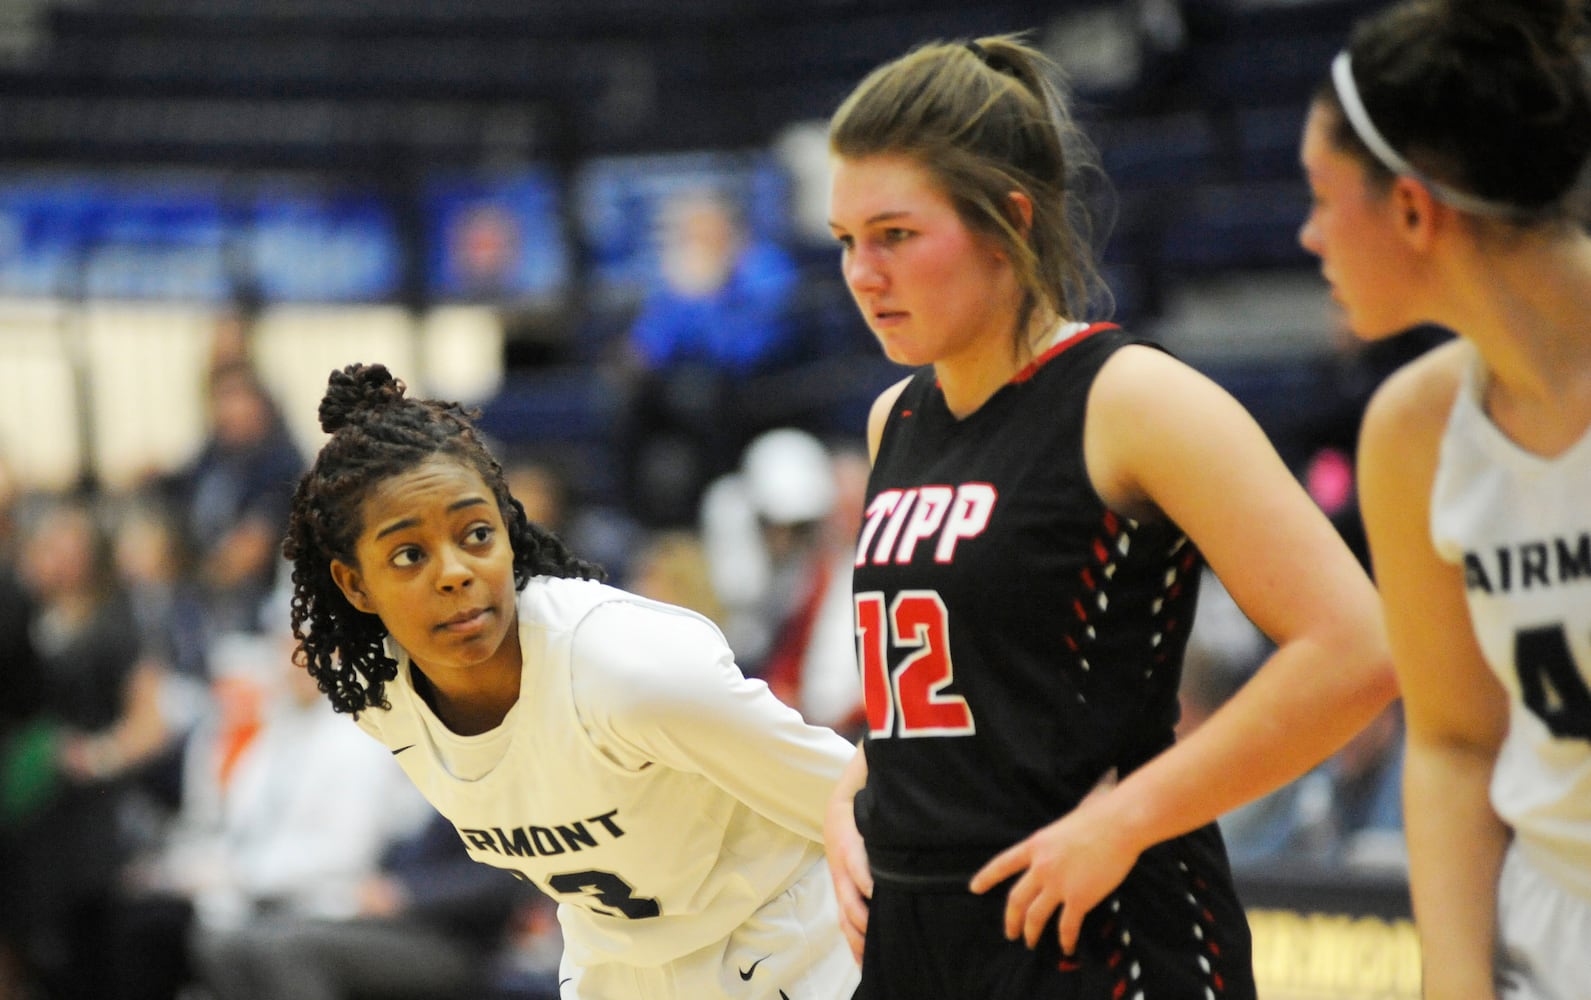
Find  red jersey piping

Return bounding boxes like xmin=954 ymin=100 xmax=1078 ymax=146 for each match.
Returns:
xmin=1012 ymin=323 xmax=1117 ymax=384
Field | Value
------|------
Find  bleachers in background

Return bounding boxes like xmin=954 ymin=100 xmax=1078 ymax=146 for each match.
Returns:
xmin=0 ymin=0 xmax=1391 ymax=495
xmin=2 ymin=0 xmax=1384 ymax=170
xmin=0 ymin=13 xmax=1420 ymax=990
xmin=13 ymin=0 xmax=1060 ymax=166
xmin=0 ymin=0 xmax=1383 ymax=302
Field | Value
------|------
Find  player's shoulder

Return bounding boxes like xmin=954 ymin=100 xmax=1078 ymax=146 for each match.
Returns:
xmin=868 ymin=374 xmax=916 ymax=461
xmin=1362 ymin=338 xmax=1469 ymax=445
xmin=569 ymin=592 xmax=729 ymax=688
xmin=1357 ymin=338 xmax=1469 ymax=508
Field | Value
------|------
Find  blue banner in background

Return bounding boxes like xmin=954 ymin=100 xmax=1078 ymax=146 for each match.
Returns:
xmin=80 ymin=183 xmax=230 ymax=301
xmin=245 ymin=187 xmax=404 ymax=303
xmin=0 ymin=174 xmax=404 ymax=303
xmin=0 ymin=177 xmax=111 ymax=298
xmin=574 ymin=150 xmax=790 ymax=306
xmin=0 ymin=159 xmax=798 ymax=309
xmin=421 ymin=168 xmax=569 ymax=306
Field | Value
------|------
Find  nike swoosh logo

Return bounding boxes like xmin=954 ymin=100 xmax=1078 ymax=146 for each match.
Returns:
xmin=739 ymin=955 xmax=770 ymax=980
xmin=391 ymin=744 xmax=415 ymax=755
xmin=780 ymin=992 xmax=791 ymax=999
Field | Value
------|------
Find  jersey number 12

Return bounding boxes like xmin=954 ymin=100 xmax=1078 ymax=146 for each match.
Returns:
xmin=856 ymin=590 xmax=975 ymax=738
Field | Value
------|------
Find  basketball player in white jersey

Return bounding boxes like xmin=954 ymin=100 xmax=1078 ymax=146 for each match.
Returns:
xmin=1300 ymin=1 xmax=1591 ymax=996
xmin=282 ymin=363 xmax=859 ymax=1000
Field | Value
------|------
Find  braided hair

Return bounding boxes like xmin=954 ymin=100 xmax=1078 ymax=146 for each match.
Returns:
xmin=282 ymin=363 xmax=604 ymax=716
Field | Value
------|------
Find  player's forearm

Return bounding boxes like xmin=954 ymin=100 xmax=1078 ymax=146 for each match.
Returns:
xmin=1100 ymin=632 xmax=1396 ymax=854
xmin=1403 ymin=736 xmax=1507 ymax=999
xmin=827 ymin=743 xmax=867 ymax=812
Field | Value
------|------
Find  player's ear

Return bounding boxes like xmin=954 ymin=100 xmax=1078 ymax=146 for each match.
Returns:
xmin=330 ymin=559 xmax=376 ymax=614
xmin=1005 ymin=190 xmax=1034 ymax=237
xmin=1391 ymin=176 xmax=1439 ymax=250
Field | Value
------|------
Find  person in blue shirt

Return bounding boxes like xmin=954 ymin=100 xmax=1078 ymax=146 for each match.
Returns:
xmin=615 ymin=189 xmax=804 ymax=528
xmin=627 ymin=190 xmax=801 ymax=377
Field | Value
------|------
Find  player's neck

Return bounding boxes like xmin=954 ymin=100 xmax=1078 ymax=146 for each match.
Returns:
xmin=936 ymin=311 xmax=1064 ymax=419
xmin=410 ymin=632 xmax=524 ymax=737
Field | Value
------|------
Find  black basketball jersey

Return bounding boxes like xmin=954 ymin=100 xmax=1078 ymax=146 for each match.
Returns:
xmin=852 ymin=324 xmax=1205 ymax=865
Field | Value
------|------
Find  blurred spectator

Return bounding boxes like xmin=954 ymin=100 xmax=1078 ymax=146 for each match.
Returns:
xmin=1179 ymin=569 xmax=1406 ymax=873
xmin=7 ymin=494 xmax=175 ymax=1000
xmin=155 ymin=360 xmax=304 ymax=636
xmin=111 ymin=496 xmax=209 ymax=686
xmin=489 ymin=893 xmax=564 ymax=1000
xmin=105 ymin=635 xmax=266 ymax=1000
xmin=1216 ymin=704 xmax=1405 ymax=874
xmin=0 ymin=453 xmax=44 ymax=1000
xmin=108 ymin=624 xmax=427 ymax=1000
xmin=206 ymin=300 xmax=260 ymax=374
xmin=504 ymin=453 xmax=638 ymax=583
xmin=1324 ymin=702 xmax=1406 ymax=872
xmin=700 ymin=429 xmax=865 ymax=737
xmin=761 ymin=440 xmax=869 ymax=739
xmin=180 ymin=810 xmax=535 ymax=1000
xmin=1175 ymin=569 xmax=1272 ymax=740
xmin=624 ymin=529 xmax=726 ymax=632
xmin=700 ymin=428 xmax=835 ymax=672
xmin=614 ymin=189 xmax=804 ymax=528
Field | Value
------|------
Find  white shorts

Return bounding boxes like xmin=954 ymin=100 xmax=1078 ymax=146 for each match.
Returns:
xmin=559 ymin=856 xmax=860 ymax=1000
xmin=1495 ymin=843 xmax=1591 ymax=1000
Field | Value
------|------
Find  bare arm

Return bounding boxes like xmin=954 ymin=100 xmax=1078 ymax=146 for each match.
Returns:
xmin=824 ymin=746 xmax=871 ymax=962
xmin=973 ymin=346 xmax=1395 ymax=951
xmin=819 ymin=377 xmax=909 ymax=964
xmin=1358 ymin=347 xmax=1507 ymax=999
xmin=865 ymin=377 xmax=912 ymax=463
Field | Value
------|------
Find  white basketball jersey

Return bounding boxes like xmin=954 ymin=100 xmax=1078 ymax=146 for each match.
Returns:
xmin=354 ymin=575 xmax=855 ymax=969
xmin=1430 ymin=353 xmax=1591 ymax=898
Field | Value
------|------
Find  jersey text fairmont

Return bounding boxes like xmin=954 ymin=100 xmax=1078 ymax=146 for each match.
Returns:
xmin=459 ymin=809 xmax=627 ymax=858
xmin=1463 ymin=532 xmax=1591 ymax=594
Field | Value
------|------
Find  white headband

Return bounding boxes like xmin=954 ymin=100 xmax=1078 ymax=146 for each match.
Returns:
xmin=1330 ymin=51 xmax=1522 ymax=219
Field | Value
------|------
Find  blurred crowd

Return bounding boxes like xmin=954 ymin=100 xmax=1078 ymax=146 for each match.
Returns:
xmin=0 ymin=180 xmax=1430 ymax=1000
xmin=0 ymin=283 xmax=874 ymax=1000
xmin=0 ymin=329 xmax=566 ymax=1000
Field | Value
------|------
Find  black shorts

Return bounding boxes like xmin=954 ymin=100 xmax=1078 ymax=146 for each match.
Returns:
xmin=856 ymin=828 xmax=1255 ymax=999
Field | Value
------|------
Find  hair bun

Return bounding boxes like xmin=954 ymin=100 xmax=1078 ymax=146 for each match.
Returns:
xmin=318 ymin=363 xmax=407 ymax=434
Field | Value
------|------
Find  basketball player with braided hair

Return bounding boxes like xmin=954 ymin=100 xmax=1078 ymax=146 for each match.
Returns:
xmin=282 ymin=363 xmax=859 ymax=1000
xmin=822 ymin=33 xmax=1397 ymax=998
xmin=1300 ymin=1 xmax=1591 ymax=996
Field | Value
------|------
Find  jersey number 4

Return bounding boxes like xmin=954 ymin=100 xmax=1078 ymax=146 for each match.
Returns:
xmin=856 ymin=590 xmax=975 ymax=738
xmin=1517 ymin=624 xmax=1591 ymax=741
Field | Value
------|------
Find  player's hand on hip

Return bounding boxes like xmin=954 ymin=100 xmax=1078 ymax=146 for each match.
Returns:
xmin=823 ymin=785 xmax=872 ymax=963
xmin=969 ymin=770 xmax=1134 ymax=956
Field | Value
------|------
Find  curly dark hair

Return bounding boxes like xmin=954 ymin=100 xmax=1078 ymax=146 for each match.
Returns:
xmin=281 ymin=363 xmax=605 ymax=716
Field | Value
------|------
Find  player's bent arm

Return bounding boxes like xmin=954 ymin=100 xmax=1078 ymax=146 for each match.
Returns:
xmin=1081 ymin=345 xmax=1397 ymax=855
xmin=571 ymin=601 xmax=856 ymax=844
xmin=971 ymin=347 xmax=1394 ymax=952
xmin=824 ymin=746 xmax=871 ymax=961
xmin=1357 ymin=348 xmax=1509 ymax=1000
